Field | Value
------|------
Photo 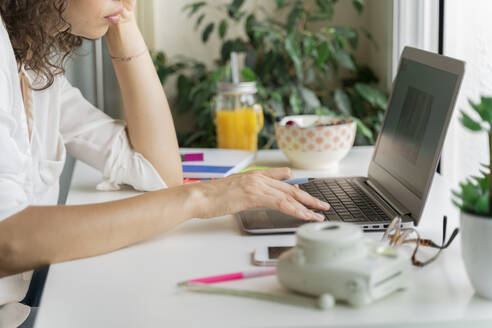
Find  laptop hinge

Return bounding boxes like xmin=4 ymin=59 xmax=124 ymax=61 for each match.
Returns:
xmin=365 ymin=179 xmax=411 ymax=217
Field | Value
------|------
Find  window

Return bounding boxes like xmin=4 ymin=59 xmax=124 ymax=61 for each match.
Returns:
xmin=441 ymin=0 xmax=492 ymax=188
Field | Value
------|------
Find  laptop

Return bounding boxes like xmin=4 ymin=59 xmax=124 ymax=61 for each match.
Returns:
xmin=238 ymin=47 xmax=465 ymax=234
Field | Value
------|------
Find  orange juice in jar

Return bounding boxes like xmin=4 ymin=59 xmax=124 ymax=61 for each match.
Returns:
xmin=214 ymin=82 xmax=264 ymax=152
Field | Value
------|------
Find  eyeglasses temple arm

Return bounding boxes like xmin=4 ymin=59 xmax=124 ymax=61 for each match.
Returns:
xmin=443 ymin=228 xmax=459 ymax=248
xmin=442 ymin=216 xmax=448 ymax=245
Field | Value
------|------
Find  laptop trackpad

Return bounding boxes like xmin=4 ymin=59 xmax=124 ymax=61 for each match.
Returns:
xmin=240 ymin=209 xmax=305 ymax=230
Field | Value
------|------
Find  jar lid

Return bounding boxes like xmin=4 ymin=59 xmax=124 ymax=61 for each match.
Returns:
xmin=217 ymin=82 xmax=257 ymax=94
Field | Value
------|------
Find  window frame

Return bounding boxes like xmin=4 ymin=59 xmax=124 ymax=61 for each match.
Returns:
xmin=392 ymin=0 xmax=440 ymax=78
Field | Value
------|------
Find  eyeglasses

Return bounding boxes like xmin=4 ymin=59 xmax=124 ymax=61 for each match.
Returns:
xmin=381 ymin=215 xmax=459 ymax=267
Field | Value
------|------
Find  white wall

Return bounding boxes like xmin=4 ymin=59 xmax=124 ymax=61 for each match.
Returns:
xmin=366 ymin=0 xmax=393 ymax=91
xmin=442 ymin=0 xmax=492 ymax=188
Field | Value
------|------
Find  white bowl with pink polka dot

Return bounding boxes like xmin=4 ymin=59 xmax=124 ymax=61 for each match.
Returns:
xmin=275 ymin=115 xmax=356 ymax=169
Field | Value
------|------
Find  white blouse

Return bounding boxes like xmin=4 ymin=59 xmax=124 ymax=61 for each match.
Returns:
xmin=0 ymin=19 xmax=167 ymax=327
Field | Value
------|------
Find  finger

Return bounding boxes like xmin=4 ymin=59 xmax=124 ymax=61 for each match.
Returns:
xmin=239 ymin=173 xmax=323 ymax=221
xmin=255 ymin=167 xmax=293 ymax=181
xmin=259 ymin=187 xmax=325 ymax=222
xmin=266 ymin=179 xmax=331 ymax=211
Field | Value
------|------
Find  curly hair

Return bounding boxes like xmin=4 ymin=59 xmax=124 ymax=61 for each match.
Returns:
xmin=0 ymin=0 xmax=82 ymax=90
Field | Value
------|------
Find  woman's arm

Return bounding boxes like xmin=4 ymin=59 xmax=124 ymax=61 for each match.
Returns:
xmin=105 ymin=2 xmax=182 ymax=187
xmin=0 ymin=187 xmax=190 ymax=276
xmin=0 ymin=168 xmax=330 ymax=277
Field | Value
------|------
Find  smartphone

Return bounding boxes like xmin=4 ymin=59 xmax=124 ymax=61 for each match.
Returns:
xmin=253 ymin=245 xmax=294 ymax=266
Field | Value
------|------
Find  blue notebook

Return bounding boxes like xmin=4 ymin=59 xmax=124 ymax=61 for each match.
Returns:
xmin=180 ymin=148 xmax=255 ymax=179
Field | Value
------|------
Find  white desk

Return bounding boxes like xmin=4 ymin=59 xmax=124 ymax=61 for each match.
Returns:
xmin=35 ymin=147 xmax=492 ymax=328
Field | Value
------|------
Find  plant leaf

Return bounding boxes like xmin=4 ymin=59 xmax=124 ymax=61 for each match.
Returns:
xmin=352 ymin=0 xmax=364 ymax=13
xmin=451 ymin=189 xmax=463 ymax=199
xmin=300 ymin=87 xmax=321 ymax=110
xmin=452 ymin=199 xmax=464 ymax=211
xmin=267 ymin=97 xmax=286 ymax=116
xmin=353 ymin=117 xmax=373 ymax=143
xmin=334 ymin=89 xmax=352 ymax=116
xmin=289 ymin=91 xmax=303 ymax=115
xmin=241 ymin=67 xmax=256 ymax=81
xmin=469 ymin=97 xmax=492 ymax=130
xmin=276 ymin=0 xmax=291 ymax=8
xmin=469 ymin=99 xmax=482 ymax=116
xmin=474 ymin=193 xmax=490 ymax=214
xmin=315 ymin=0 xmax=334 ymax=20
xmin=287 ymin=1 xmax=303 ymax=32
xmin=316 ymin=42 xmax=330 ymax=68
xmin=335 ymin=49 xmax=356 ymax=71
xmin=183 ymin=1 xmax=206 ymax=17
xmin=195 ymin=14 xmax=206 ymax=29
xmin=355 ymin=83 xmax=387 ymax=109
xmin=220 ymin=38 xmax=247 ymax=63
xmin=227 ymin=0 xmax=245 ymax=20
xmin=481 ymin=163 xmax=491 ymax=170
xmin=285 ymin=34 xmax=303 ymax=78
xmin=303 ymin=36 xmax=316 ymax=57
xmin=333 ymin=27 xmax=359 ymax=49
xmin=460 ymin=181 xmax=481 ymax=206
xmin=359 ymin=26 xmax=378 ymax=50
xmin=219 ymin=20 xmax=228 ymax=39
xmin=285 ymin=34 xmax=301 ymax=65
xmin=202 ymin=23 xmax=215 ymax=42
xmin=460 ymin=111 xmax=483 ymax=131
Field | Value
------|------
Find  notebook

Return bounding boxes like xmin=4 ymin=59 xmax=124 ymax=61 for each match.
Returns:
xmin=180 ymin=148 xmax=255 ymax=179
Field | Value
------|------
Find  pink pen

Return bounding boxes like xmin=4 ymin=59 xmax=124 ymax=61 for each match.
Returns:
xmin=180 ymin=267 xmax=277 ymax=285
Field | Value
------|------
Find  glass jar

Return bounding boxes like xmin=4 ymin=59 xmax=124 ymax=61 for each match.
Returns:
xmin=214 ymin=82 xmax=264 ymax=152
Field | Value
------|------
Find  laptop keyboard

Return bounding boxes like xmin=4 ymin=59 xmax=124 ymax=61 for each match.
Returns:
xmin=300 ymin=179 xmax=391 ymax=223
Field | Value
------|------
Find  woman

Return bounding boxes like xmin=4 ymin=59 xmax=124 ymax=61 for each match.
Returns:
xmin=0 ymin=1 xmax=330 ymax=327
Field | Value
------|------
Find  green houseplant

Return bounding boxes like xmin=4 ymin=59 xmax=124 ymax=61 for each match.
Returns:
xmin=154 ymin=0 xmax=388 ymax=148
xmin=453 ymin=97 xmax=492 ymax=215
xmin=453 ymin=96 xmax=492 ymax=300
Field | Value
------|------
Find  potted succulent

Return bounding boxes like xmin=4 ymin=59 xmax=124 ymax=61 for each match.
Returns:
xmin=453 ymin=96 xmax=492 ymax=299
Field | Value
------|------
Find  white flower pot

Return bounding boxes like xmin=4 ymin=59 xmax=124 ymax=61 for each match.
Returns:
xmin=460 ymin=210 xmax=492 ymax=300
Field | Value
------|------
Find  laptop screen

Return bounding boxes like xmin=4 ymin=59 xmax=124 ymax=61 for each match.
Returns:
xmin=373 ymin=58 xmax=458 ymax=199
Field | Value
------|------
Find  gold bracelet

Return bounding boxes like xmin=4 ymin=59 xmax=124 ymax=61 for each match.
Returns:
xmin=110 ymin=49 xmax=148 ymax=62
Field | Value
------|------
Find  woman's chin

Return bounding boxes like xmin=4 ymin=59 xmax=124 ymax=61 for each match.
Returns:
xmin=71 ymin=26 xmax=109 ymax=40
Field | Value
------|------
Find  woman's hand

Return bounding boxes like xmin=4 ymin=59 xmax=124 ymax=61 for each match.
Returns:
xmin=106 ymin=0 xmax=136 ymax=32
xmin=190 ymin=168 xmax=330 ymax=221
xmin=106 ymin=0 xmax=138 ymax=41
xmin=119 ymin=0 xmax=136 ymax=24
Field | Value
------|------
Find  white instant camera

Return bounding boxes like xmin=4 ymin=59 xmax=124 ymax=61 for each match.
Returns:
xmin=276 ymin=222 xmax=411 ymax=307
